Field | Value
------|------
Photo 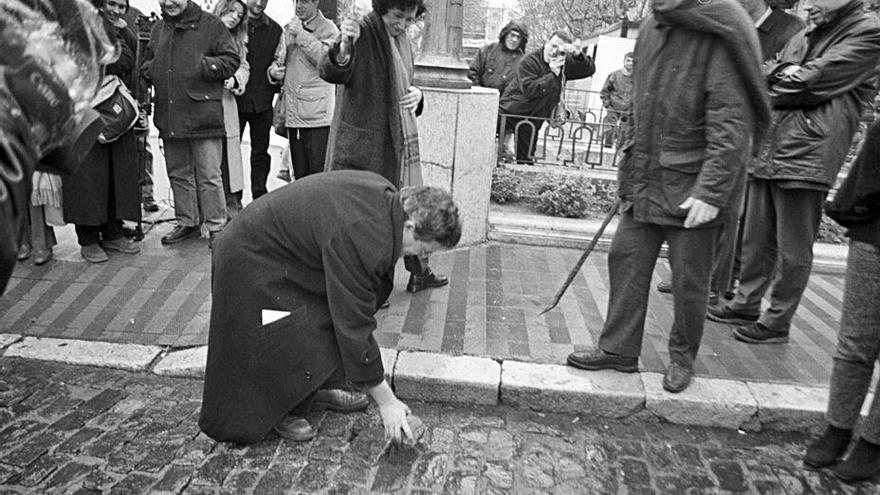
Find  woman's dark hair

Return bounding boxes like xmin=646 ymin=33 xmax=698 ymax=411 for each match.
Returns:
xmin=372 ymin=0 xmax=427 ymax=17
xmin=400 ymin=186 xmax=462 ymax=248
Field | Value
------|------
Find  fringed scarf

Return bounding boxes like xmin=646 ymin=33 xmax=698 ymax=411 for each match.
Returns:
xmin=388 ymin=29 xmax=422 ymax=187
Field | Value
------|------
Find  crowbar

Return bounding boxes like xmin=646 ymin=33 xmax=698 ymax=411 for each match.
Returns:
xmin=538 ymin=200 xmax=620 ymax=316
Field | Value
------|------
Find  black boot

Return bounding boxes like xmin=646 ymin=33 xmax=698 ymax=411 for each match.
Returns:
xmin=833 ymin=438 xmax=880 ymax=483
xmin=406 ymin=267 xmax=449 ymax=293
xmin=804 ymin=424 xmax=852 ymax=468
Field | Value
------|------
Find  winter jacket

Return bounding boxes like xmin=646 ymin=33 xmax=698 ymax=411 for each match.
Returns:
xmin=751 ymin=0 xmax=880 ymax=190
xmin=468 ymin=21 xmax=528 ymax=95
xmin=499 ymin=46 xmax=594 ymax=118
xmin=600 ymin=69 xmax=633 ymax=114
xmin=272 ymin=11 xmax=339 ymax=128
xmin=619 ymin=0 xmax=765 ymax=228
xmin=320 ymin=12 xmax=424 ymax=186
xmin=143 ymin=1 xmax=241 ymax=139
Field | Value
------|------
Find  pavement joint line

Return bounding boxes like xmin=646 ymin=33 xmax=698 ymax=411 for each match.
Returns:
xmin=0 ymin=333 xmax=838 ymax=432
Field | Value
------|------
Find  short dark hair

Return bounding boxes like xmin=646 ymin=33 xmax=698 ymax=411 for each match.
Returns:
xmin=400 ymin=186 xmax=462 ymax=248
xmin=372 ymin=0 xmax=427 ymax=17
xmin=549 ymin=29 xmax=574 ymax=44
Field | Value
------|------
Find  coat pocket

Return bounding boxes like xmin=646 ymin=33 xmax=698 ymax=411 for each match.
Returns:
xmin=658 ymin=150 xmax=704 ymax=218
xmin=293 ymin=86 xmax=329 ymax=124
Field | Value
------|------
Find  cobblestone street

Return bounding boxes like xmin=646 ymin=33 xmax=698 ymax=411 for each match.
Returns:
xmin=1 ymin=357 xmax=877 ymax=494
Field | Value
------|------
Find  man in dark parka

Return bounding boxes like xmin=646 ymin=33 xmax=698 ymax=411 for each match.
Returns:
xmin=566 ymin=0 xmax=771 ymax=393
xmin=199 ymin=170 xmax=462 ymax=444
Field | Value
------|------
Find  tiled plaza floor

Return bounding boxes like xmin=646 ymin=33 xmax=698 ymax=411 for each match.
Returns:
xmin=1 ymin=214 xmax=846 ymax=387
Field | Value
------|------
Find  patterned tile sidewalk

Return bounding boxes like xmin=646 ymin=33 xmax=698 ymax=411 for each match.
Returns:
xmin=1 ymin=216 xmax=847 ymax=388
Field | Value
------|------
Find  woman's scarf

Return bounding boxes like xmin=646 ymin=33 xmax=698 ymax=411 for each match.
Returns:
xmin=387 ymin=29 xmax=422 ymax=187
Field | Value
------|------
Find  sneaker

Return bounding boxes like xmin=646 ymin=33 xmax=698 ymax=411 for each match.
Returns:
xmin=101 ymin=237 xmax=140 ymax=254
xmin=277 ymin=169 xmax=292 ymax=183
xmin=706 ymin=304 xmax=759 ymax=325
xmin=161 ymin=225 xmax=200 ymax=245
xmin=656 ymin=280 xmax=672 ymax=294
xmin=733 ymin=322 xmax=789 ymax=344
xmin=406 ymin=269 xmax=449 ymax=293
xmin=804 ymin=425 xmax=852 ymax=468
xmin=142 ymin=197 xmax=159 ymax=213
xmin=273 ymin=415 xmax=315 ymax=442
xmin=832 ymin=438 xmax=880 ymax=483
xmin=81 ymin=244 xmax=108 ymax=263
xmin=566 ymin=349 xmax=638 ymax=373
xmin=311 ymin=389 xmax=369 ymax=413
xmin=662 ymin=362 xmax=694 ymax=393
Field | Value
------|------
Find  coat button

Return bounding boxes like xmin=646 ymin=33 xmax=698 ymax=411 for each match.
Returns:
xmin=305 ymin=371 xmax=312 ymax=380
xmin=211 ymin=64 xmax=217 ymax=70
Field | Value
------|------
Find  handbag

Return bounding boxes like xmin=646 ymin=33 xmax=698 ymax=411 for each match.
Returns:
xmin=91 ymin=74 xmax=138 ymax=144
xmin=548 ymin=72 xmax=570 ymax=129
xmin=273 ymin=92 xmax=287 ymax=138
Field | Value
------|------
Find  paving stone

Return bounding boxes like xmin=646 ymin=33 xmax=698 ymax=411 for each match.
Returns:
xmin=370 ymin=444 xmax=419 ymax=492
xmin=108 ymin=472 xmax=157 ymax=494
xmin=394 ymin=351 xmax=500 ymax=405
xmin=190 ymin=451 xmax=236 ymax=486
xmin=500 ymin=361 xmax=644 ymax=416
xmin=150 ymin=464 xmax=195 ymax=494
xmin=0 ymin=334 xmax=21 ymax=350
xmin=3 ymin=453 xmax=68 ymax=487
xmin=3 ymin=428 xmax=66 ymax=467
xmin=219 ymin=469 xmax=260 ymax=494
xmin=411 ymin=451 xmax=448 ymax=490
xmin=4 ymin=337 xmax=162 ymax=371
xmin=151 ymin=346 xmax=207 ymax=378
xmin=643 ymin=373 xmax=757 ymax=429
xmin=42 ymin=461 xmax=94 ymax=493
xmin=710 ymin=460 xmax=749 ymax=492
xmin=748 ymin=382 xmax=829 ymax=431
xmin=252 ymin=463 xmax=300 ymax=493
xmin=50 ymin=389 xmax=126 ymax=431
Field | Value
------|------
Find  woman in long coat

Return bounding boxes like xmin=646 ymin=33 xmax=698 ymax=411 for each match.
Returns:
xmin=213 ymin=0 xmax=249 ymax=218
xmin=199 ymin=170 xmax=462 ymax=444
xmin=320 ymin=0 xmax=447 ymax=295
xmin=63 ymin=2 xmax=141 ymax=263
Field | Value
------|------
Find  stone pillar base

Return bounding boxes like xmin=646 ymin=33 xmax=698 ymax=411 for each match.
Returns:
xmin=419 ymin=86 xmax=499 ymax=246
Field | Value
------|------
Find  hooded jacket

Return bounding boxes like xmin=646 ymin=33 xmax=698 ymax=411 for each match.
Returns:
xmin=752 ymin=0 xmax=880 ymax=189
xmin=468 ymin=21 xmax=529 ymax=95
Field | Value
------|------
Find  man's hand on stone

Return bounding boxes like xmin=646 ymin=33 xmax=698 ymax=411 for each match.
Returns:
xmin=379 ymin=398 xmax=413 ymax=446
xmin=680 ymin=197 xmax=718 ymax=228
xmin=399 ymin=86 xmax=421 ymax=112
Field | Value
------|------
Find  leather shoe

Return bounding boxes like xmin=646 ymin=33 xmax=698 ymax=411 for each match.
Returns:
xmin=273 ymin=415 xmax=315 ymax=442
xmin=142 ymin=197 xmax=160 ymax=213
xmin=804 ymin=425 xmax=852 ymax=468
xmin=101 ymin=237 xmax=140 ymax=254
xmin=656 ymin=280 xmax=672 ymax=293
xmin=81 ymin=244 xmax=108 ymax=263
xmin=33 ymin=249 xmax=53 ymax=266
xmin=663 ymin=362 xmax=694 ymax=393
xmin=832 ymin=438 xmax=880 ymax=483
xmin=17 ymin=244 xmax=31 ymax=261
xmin=706 ymin=304 xmax=759 ymax=326
xmin=161 ymin=225 xmax=200 ymax=245
xmin=733 ymin=322 xmax=789 ymax=344
xmin=406 ymin=269 xmax=449 ymax=293
xmin=566 ymin=349 xmax=637 ymax=373
xmin=312 ymin=389 xmax=369 ymax=413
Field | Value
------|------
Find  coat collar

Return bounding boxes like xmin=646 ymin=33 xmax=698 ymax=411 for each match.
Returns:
xmin=162 ymin=1 xmax=202 ymax=29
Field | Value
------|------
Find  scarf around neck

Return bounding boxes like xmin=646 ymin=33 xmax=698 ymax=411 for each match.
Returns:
xmin=653 ymin=0 xmax=771 ymax=140
xmin=387 ymin=27 xmax=422 ymax=186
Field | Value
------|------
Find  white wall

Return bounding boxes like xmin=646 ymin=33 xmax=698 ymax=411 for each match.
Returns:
xmin=569 ymin=35 xmax=635 ymax=111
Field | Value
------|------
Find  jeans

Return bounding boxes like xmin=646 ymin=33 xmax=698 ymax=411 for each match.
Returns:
xmin=730 ymin=180 xmax=825 ymax=333
xmin=163 ymin=138 xmax=227 ymax=232
xmin=826 ymin=240 xmax=880 ymax=443
xmin=598 ymin=211 xmax=719 ymax=367
xmin=239 ymin=109 xmax=273 ymax=199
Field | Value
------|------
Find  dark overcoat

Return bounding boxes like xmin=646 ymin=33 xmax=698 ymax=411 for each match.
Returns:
xmin=319 ymin=12 xmax=423 ymax=186
xmin=199 ymin=170 xmax=403 ymax=444
xmin=63 ymin=21 xmax=140 ymax=225
xmin=498 ymin=47 xmax=594 ymax=118
xmin=757 ymin=9 xmax=804 ymax=61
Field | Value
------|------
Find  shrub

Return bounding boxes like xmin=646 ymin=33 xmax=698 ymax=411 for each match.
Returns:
xmin=535 ymin=174 xmax=594 ymax=218
xmin=490 ymin=167 xmax=522 ymax=204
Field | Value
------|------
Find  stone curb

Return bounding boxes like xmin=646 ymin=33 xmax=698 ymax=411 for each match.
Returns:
xmin=489 ymin=210 xmax=848 ymax=275
xmin=1 ymin=334 xmax=835 ymax=432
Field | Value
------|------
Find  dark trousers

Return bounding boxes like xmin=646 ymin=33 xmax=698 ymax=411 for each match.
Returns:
xmin=239 ymin=109 xmax=273 ymax=200
xmin=710 ymin=182 xmax=748 ymax=296
xmin=287 ymin=127 xmax=330 ymax=180
xmin=135 ymin=130 xmax=154 ymax=200
xmin=503 ymin=117 xmax=541 ymax=164
xmin=403 ymin=254 xmax=428 ymax=276
xmin=598 ymin=211 xmax=719 ymax=367
xmin=75 ymin=162 xmax=124 ymax=246
xmin=220 ymin=140 xmax=243 ymax=213
xmin=729 ymin=179 xmax=825 ymax=333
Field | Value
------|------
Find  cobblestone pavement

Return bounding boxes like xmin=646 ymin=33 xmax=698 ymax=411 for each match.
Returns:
xmin=2 ymin=357 xmax=878 ymax=494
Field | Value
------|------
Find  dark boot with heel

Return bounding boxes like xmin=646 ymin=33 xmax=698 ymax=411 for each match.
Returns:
xmin=833 ymin=438 xmax=880 ymax=483
xmin=804 ymin=425 xmax=852 ymax=468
